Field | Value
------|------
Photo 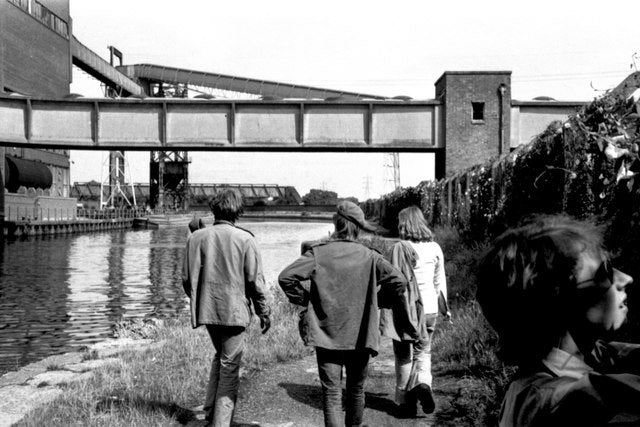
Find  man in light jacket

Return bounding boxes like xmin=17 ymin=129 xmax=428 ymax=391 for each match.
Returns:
xmin=182 ymin=189 xmax=271 ymax=427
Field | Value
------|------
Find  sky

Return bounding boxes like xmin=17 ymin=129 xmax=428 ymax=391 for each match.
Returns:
xmin=68 ymin=0 xmax=640 ymax=200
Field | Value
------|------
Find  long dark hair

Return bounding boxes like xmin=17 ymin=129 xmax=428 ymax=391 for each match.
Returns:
xmin=332 ymin=214 xmax=360 ymax=241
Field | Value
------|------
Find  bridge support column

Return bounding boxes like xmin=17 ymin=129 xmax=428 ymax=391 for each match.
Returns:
xmin=150 ymin=151 xmax=189 ymax=210
xmin=0 ymin=146 xmax=4 ymax=244
xmin=435 ymin=151 xmax=446 ymax=181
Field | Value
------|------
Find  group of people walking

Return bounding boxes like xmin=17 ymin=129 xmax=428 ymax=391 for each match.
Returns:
xmin=182 ymin=190 xmax=448 ymax=426
xmin=183 ymin=189 xmax=640 ymax=427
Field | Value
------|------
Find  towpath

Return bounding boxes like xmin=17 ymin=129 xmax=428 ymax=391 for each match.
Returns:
xmin=0 ymin=335 xmax=469 ymax=426
xmin=204 ymin=338 xmax=467 ymax=427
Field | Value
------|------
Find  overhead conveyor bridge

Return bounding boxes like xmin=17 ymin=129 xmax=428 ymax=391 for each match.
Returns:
xmin=118 ymin=63 xmax=389 ymax=100
xmin=71 ymin=37 xmax=144 ymax=98
xmin=0 ymin=95 xmax=443 ymax=152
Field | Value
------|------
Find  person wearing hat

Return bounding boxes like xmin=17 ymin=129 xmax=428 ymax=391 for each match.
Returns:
xmin=476 ymin=215 xmax=640 ymax=426
xmin=278 ymin=200 xmax=408 ymax=427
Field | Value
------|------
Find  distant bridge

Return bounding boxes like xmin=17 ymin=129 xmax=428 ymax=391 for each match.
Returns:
xmin=71 ymin=181 xmax=302 ymax=207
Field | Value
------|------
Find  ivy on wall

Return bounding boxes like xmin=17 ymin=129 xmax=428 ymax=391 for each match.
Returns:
xmin=362 ymin=87 xmax=640 ymax=340
xmin=363 ymin=89 xmax=640 ymax=246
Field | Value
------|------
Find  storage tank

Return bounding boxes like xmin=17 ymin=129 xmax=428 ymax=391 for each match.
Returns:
xmin=4 ymin=157 xmax=53 ymax=193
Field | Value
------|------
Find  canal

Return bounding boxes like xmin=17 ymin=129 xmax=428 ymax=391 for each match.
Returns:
xmin=0 ymin=221 xmax=333 ymax=374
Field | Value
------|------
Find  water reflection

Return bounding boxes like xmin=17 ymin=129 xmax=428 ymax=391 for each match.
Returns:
xmin=1 ymin=235 xmax=74 ymax=371
xmin=0 ymin=222 xmax=332 ymax=373
xmin=67 ymin=234 xmax=112 ymax=344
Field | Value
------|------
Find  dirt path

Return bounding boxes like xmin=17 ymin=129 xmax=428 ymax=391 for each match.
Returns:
xmin=227 ymin=338 xmax=469 ymax=427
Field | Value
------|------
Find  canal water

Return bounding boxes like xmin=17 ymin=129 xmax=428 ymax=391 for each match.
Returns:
xmin=0 ymin=221 xmax=333 ymax=374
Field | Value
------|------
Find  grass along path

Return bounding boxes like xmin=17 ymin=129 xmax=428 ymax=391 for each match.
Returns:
xmin=9 ymin=317 xmax=470 ymax=427
xmin=10 ymin=306 xmax=494 ymax=426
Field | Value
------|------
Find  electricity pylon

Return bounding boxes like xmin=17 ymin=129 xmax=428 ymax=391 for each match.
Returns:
xmin=383 ymin=153 xmax=401 ymax=193
xmin=100 ymin=151 xmax=137 ymax=208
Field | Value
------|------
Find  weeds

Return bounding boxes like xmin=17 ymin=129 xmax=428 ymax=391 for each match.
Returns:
xmin=82 ymin=349 xmax=100 ymax=361
xmin=433 ymin=225 xmax=515 ymax=426
xmin=113 ymin=318 xmax=164 ymax=340
xmin=45 ymin=363 xmax=64 ymax=371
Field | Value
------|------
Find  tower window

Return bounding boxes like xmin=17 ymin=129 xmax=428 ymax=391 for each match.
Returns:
xmin=472 ymin=102 xmax=485 ymax=121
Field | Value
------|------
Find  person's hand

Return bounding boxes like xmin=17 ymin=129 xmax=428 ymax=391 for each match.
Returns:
xmin=260 ymin=315 xmax=271 ymax=334
xmin=444 ymin=311 xmax=453 ymax=325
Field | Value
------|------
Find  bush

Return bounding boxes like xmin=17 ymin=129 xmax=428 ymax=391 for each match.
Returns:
xmin=302 ymin=189 xmax=338 ymax=205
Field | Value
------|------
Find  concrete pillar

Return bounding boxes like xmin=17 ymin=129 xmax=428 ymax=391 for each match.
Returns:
xmin=0 ymin=147 xmax=4 ymax=244
xmin=157 ymin=157 xmax=165 ymax=209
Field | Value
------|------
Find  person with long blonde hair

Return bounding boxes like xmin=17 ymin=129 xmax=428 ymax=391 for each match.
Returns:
xmin=387 ymin=205 xmax=450 ymax=417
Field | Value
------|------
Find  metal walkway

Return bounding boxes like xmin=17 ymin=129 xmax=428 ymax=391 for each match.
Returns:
xmin=71 ymin=37 xmax=144 ymax=97
xmin=118 ymin=63 xmax=388 ymax=100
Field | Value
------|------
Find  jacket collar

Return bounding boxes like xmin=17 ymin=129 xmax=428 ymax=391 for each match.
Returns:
xmin=542 ymin=347 xmax=593 ymax=379
xmin=214 ymin=219 xmax=235 ymax=226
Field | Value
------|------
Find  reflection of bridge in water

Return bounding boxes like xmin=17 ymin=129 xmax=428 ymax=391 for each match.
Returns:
xmin=0 ymin=227 xmax=188 ymax=373
xmin=0 ymin=222 xmax=332 ymax=373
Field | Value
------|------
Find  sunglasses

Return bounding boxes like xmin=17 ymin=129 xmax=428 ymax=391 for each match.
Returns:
xmin=575 ymin=259 xmax=614 ymax=290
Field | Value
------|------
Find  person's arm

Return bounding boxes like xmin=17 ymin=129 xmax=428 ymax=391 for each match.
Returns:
xmin=244 ymin=238 xmax=271 ymax=322
xmin=434 ymin=243 xmax=450 ymax=319
xmin=375 ymin=254 xmax=407 ymax=303
xmin=390 ymin=241 xmax=403 ymax=271
xmin=181 ymin=235 xmax=198 ymax=298
xmin=278 ymin=250 xmax=315 ymax=306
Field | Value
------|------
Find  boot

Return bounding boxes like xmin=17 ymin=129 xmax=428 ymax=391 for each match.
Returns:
xmin=409 ymin=383 xmax=435 ymax=414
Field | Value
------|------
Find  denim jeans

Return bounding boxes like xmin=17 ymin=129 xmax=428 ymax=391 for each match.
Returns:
xmin=393 ymin=313 xmax=437 ymax=404
xmin=204 ymin=325 xmax=246 ymax=427
xmin=316 ymin=347 xmax=371 ymax=427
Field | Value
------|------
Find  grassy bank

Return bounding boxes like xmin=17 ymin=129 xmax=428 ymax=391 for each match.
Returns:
xmin=19 ymin=227 xmax=508 ymax=426
xmin=19 ymin=290 xmax=311 ymax=427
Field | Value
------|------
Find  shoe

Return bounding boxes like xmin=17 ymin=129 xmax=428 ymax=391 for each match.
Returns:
xmin=395 ymin=402 xmax=417 ymax=418
xmin=410 ymin=383 xmax=435 ymax=414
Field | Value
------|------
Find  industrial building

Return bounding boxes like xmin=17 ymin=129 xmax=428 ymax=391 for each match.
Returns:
xmin=1 ymin=0 xmax=595 ymax=222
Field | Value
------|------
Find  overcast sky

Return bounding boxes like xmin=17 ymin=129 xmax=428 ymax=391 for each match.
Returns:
xmin=68 ymin=0 xmax=640 ymax=199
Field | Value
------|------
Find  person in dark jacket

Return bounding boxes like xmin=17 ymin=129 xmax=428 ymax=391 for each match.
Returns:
xmin=278 ymin=201 xmax=407 ymax=427
xmin=182 ymin=189 xmax=271 ymax=427
xmin=477 ymin=215 xmax=640 ymax=426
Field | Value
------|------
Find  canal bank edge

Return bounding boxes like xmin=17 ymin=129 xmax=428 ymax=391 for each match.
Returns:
xmin=0 ymin=337 xmax=158 ymax=427
xmin=0 ymin=323 xmax=461 ymax=426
